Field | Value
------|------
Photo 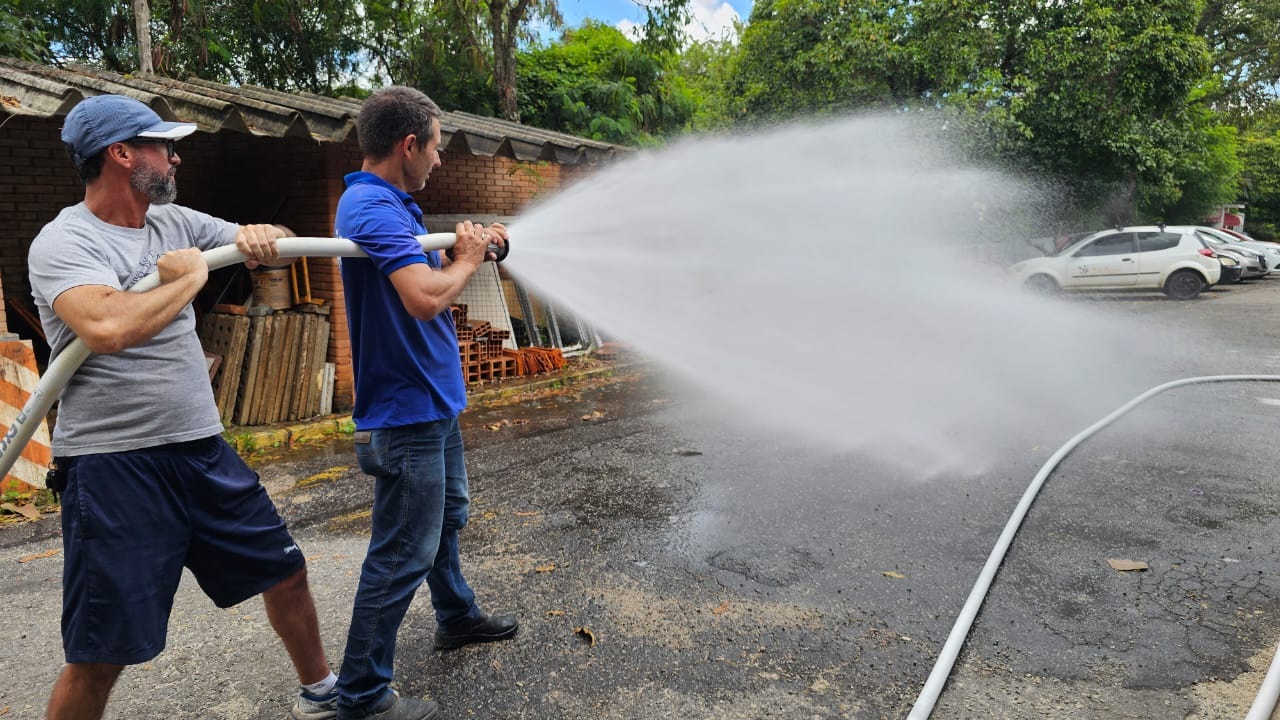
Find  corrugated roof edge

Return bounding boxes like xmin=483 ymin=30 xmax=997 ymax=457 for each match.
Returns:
xmin=0 ymin=57 xmax=630 ymax=165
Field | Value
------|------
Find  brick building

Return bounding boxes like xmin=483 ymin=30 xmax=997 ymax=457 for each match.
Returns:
xmin=0 ymin=57 xmax=625 ymax=413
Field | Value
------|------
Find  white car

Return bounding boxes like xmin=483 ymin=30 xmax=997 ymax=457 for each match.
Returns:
xmin=1194 ymin=225 xmax=1280 ymax=271
xmin=1011 ymin=226 xmax=1222 ymax=300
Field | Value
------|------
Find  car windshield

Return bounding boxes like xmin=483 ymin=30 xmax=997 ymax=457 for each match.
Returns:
xmin=1199 ymin=227 xmax=1243 ymax=244
xmin=1049 ymin=232 xmax=1099 ymax=257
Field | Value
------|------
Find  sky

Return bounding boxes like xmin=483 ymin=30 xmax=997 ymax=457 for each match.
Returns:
xmin=550 ymin=0 xmax=751 ymax=43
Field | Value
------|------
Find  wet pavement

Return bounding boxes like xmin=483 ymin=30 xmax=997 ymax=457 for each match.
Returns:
xmin=6 ymin=281 xmax=1280 ymax=718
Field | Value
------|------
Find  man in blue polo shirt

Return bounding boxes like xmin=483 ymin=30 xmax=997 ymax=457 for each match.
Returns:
xmin=329 ymin=85 xmax=515 ymax=720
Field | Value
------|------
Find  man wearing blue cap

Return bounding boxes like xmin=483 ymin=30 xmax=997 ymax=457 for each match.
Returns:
xmin=29 ymin=94 xmax=338 ymax=720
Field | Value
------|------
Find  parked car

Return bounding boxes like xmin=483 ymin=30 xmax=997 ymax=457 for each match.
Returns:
xmin=1191 ymin=231 xmax=1267 ymax=279
xmin=1010 ymin=226 xmax=1221 ymax=299
xmin=1216 ymin=252 xmax=1244 ymax=283
xmin=1196 ymin=226 xmax=1280 ymax=271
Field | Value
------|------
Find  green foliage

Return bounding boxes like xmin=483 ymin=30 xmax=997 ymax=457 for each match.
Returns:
xmin=517 ymin=22 xmax=697 ymax=144
xmin=13 ymin=0 xmax=364 ymax=92
xmin=1199 ymin=0 xmax=1280 ymax=116
xmin=1239 ymin=125 xmax=1280 ymax=239
xmin=0 ymin=0 xmax=51 ymax=62
xmin=710 ymin=0 xmax=1235 ymax=224
xmin=355 ymin=0 xmax=496 ymax=113
xmin=723 ymin=0 xmax=912 ymax=121
xmin=674 ymin=31 xmax=743 ymax=130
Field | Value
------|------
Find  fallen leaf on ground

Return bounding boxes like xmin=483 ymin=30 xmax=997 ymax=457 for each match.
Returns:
xmin=574 ymin=626 xmax=597 ymax=647
xmin=546 ymin=610 xmax=565 ymax=617
xmin=1 ymin=502 xmax=41 ymax=521
xmin=711 ymin=601 xmax=731 ymax=616
xmin=1107 ymin=559 xmax=1149 ymax=572
xmin=515 ymin=511 xmax=540 ymax=517
xmin=535 ymin=563 xmax=557 ymax=573
xmin=580 ymin=411 xmax=605 ymax=421
xmin=18 ymin=549 xmax=59 ymax=563
xmin=881 ymin=570 xmax=906 ymax=579
xmin=511 ymin=418 xmax=530 ymax=426
xmin=483 ymin=420 xmax=511 ymax=431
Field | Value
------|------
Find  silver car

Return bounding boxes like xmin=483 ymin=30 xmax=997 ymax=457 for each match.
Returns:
xmin=1197 ymin=225 xmax=1280 ymax=271
xmin=1186 ymin=227 xmax=1268 ymax=279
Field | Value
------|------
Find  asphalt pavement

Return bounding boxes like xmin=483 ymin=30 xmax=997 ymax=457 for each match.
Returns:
xmin=5 ymin=280 xmax=1280 ymax=719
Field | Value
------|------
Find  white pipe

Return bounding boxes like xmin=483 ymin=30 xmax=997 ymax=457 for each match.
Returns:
xmin=0 ymin=233 xmax=459 ymax=480
xmin=909 ymin=374 xmax=1280 ymax=720
xmin=1247 ymin=637 xmax=1280 ymax=720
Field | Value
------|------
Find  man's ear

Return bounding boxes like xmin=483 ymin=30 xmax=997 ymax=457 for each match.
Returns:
xmin=106 ymin=142 xmax=132 ymax=168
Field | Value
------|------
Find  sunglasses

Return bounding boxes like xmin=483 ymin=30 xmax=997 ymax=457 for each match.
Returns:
xmin=129 ymin=138 xmax=177 ymax=159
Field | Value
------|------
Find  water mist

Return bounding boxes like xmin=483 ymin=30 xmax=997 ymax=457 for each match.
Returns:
xmin=503 ymin=115 xmax=1193 ymax=476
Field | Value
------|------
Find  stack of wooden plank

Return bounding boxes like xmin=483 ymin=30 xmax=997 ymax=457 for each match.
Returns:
xmin=199 ymin=307 xmax=332 ymax=425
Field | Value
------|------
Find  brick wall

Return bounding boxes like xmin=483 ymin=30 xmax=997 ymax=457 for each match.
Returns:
xmin=0 ymin=115 xmax=596 ymax=417
xmin=426 ymin=152 xmax=583 ymax=215
xmin=0 ymin=116 xmax=86 ymax=337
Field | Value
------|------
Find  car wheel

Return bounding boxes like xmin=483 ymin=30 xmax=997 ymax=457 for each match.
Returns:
xmin=1163 ymin=269 xmax=1205 ymax=300
xmin=1024 ymin=275 xmax=1059 ymax=294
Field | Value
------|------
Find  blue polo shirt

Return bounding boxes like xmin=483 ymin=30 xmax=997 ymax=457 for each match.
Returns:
xmin=336 ymin=171 xmax=467 ymax=430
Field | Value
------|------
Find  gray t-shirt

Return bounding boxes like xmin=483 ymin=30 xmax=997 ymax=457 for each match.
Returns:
xmin=29 ymin=202 xmax=239 ymax=456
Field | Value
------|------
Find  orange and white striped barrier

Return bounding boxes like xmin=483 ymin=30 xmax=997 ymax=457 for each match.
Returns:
xmin=0 ymin=339 xmax=50 ymax=491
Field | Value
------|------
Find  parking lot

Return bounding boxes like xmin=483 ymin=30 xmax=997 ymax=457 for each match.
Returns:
xmin=5 ymin=276 xmax=1280 ymax=719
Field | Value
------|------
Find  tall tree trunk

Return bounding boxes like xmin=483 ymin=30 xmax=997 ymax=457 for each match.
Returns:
xmin=489 ymin=0 xmax=531 ymax=121
xmin=133 ymin=0 xmax=153 ymax=73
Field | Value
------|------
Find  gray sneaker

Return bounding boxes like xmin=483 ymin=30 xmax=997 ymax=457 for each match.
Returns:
xmin=291 ymin=688 xmax=338 ymax=720
xmin=349 ymin=690 xmax=440 ymax=720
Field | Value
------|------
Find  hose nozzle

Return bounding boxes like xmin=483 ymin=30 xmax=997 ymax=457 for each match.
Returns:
xmin=488 ymin=238 xmax=510 ymax=263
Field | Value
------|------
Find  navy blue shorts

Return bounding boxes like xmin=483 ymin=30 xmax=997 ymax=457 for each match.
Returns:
xmin=59 ymin=435 xmax=306 ymax=665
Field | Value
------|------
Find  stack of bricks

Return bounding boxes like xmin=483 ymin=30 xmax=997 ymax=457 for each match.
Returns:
xmin=451 ymin=304 xmax=519 ymax=386
xmin=450 ymin=304 xmax=571 ymax=385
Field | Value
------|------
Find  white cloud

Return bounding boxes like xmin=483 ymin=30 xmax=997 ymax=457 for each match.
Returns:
xmin=686 ymin=0 xmax=741 ymax=42
xmin=616 ymin=0 xmax=741 ymax=45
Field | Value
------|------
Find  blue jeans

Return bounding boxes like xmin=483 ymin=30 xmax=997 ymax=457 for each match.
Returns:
xmin=336 ymin=417 xmax=479 ymax=717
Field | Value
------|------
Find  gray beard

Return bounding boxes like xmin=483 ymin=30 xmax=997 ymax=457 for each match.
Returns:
xmin=130 ymin=164 xmax=177 ymax=205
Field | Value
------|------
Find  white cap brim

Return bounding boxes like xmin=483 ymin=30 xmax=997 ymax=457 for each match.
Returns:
xmin=137 ymin=122 xmax=198 ymax=140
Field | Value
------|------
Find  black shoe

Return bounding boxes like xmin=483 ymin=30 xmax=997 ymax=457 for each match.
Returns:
xmin=341 ymin=690 xmax=440 ymax=720
xmin=434 ymin=610 xmax=519 ymax=650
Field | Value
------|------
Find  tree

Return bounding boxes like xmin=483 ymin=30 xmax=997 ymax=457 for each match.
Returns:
xmin=722 ymin=0 xmax=914 ymax=121
xmin=133 ymin=0 xmax=152 ymax=73
xmin=13 ymin=0 xmax=363 ymax=92
xmin=714 ymin=0 xmax=1237 ymax=223
xmin=518 ymin=21 xmax=697 ymax=144
xmin=1239 ymin=117 xmax=1280 ymax=238
xmin=0 ymin=0 xmax=51 ymax=62
xmin=672 ymin=31 xmax=740 ymax=130
xmin=1197 ymin=0 xmax=1280 ymax=116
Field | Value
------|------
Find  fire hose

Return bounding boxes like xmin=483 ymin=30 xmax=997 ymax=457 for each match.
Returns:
xmin=0 ymin=232 xmax=507 ymax=480
xmin=909 ymin=375 xmax=1280 ymax=720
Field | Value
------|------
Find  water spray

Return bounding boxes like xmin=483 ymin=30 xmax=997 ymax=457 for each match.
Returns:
xmin=0 ymin=231 xmax=508 ymax=481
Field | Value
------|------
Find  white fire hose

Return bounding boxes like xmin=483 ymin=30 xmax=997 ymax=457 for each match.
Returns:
xmin=909 ymin=375 xmax=1280 ymax=720
xmin=0 ymin=233 xmax=474 ymax=479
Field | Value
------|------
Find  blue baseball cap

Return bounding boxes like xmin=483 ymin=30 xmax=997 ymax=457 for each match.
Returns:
xmin=61 ymin=94 xmax=197 ymax=168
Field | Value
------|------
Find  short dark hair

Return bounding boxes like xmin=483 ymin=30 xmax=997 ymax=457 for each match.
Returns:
xmin=66 ymin=144 xmax=104 ymax=183
xmin=356 ymin=86 xmax=442 ymax=160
